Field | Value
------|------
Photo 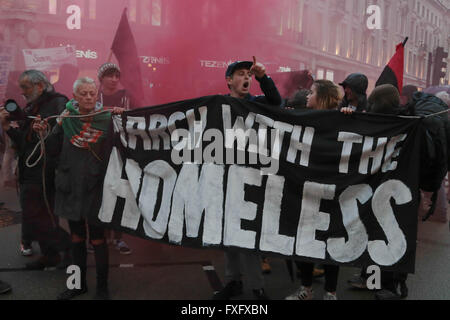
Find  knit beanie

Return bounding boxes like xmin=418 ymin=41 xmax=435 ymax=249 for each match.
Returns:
xmin=368 ymin=84 xmax=400 ymax=115
xmin=98 ymin=63 xmax=121 ymax=80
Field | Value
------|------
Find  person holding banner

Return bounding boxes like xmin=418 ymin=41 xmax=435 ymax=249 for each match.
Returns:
xmin=32 ymin=77 xmax=124 ymax=300
xmin=286 ymin=79 xmax=342 ymax=300
xmin=342 ymin=84 xmax=410 ymax=300
xmin=96 ymin=62 xmax=133 ymax=255
xmin=338 ymin=73 xmax=368 ymax=112
xmin=213 ymin=57 xmax=281 ymax=300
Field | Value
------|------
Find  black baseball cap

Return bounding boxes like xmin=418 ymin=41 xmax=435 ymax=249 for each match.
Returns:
xmin=225 ymin=61 xmax=253 ymax=78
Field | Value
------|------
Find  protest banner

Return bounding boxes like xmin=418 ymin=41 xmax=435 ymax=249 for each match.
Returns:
xmin=94 ymin=95 xmax=422 ymax=273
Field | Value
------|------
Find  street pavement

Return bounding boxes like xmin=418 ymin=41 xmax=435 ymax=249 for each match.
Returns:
xmin=0 ymin=183 xmax=449 ymax=301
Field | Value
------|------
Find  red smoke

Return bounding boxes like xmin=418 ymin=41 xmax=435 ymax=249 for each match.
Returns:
xmin=2 ymin=1 xmax=300 ymax=106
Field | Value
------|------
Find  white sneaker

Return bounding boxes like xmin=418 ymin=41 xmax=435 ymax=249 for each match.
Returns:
xmin=20 ymin=243 xmax=33 ymax=256
xmin=323 ymin=292 xmax=338 ymax=300
xmin=285 ymin=286 xmax=314 ymax=300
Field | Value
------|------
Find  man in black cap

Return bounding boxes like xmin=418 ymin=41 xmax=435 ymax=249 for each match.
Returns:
xmin=338 ymin=73 xmax=368 ymax=112
xmin=225 ymin=57 xmax=281 ymax=106
xmin=213 ymin=57 xmax=281 ymax=301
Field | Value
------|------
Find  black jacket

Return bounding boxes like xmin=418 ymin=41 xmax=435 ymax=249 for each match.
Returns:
xmin=6 ymin=90 xmax=67 ymax=185
xmin=401 ymin=92 xmax=449 ymax=192
xmin=227 ymin=74 xmax=282 ymax=106
xmin=44 ymin=120 xmax=113 ymax=222
xmin=338 ymin=73 xmax=368 ymax=112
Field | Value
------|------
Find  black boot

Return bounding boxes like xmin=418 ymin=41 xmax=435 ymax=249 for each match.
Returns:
xmin=57 ymin=242 xmax=88 ymax=300
xmin=93 ymin=242 xmax=110 ymax=300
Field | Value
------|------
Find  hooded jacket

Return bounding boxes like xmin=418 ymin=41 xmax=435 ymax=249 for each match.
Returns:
xmin=338 ymin=73 xmax=368 ymax=112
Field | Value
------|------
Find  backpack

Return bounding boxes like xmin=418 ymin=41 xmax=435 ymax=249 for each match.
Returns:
xmin=406 ymin=92 xmax=449 ymax=220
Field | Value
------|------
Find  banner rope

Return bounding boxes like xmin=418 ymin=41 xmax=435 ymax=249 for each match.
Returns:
xmin=397 ymin=108 xmax=450 ymax=119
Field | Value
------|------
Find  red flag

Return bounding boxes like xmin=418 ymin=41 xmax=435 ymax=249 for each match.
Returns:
xmin=111 ymin=8 xmax=145 ymax=107
xmin=376 ymin=39 xmax=407 ymax=95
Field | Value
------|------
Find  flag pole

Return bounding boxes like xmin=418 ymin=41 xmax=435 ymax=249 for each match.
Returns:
xmin=402 ymin=37 xmax=409 ymax=47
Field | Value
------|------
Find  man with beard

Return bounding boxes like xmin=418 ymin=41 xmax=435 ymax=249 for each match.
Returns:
xmin=0 ymin=70 xmax=71 ymax=270
xmin=213 ymin=57 xmax=281 ymax=300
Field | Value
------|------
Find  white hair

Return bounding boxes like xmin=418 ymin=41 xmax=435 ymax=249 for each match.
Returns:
xmin=73 ymin=77 xmax=97 ymax=94
xmin=435 ymin=91 xmax=450 ymax=107
xmin=20 ymin=70 xmax=53 ymax=92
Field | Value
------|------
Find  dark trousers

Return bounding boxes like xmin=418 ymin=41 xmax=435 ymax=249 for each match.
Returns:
xmin=19 ymin=183 xmax=70 ymax=256
xmin=68 ymin=219 xmax=105 ymax=241
xmin=68 ymin=219 xmax=108 ymax=289
xmin=381 ymin=271 xmax=408 ymax=292
xmin=300 ymin=262 xmax=340 ymax=293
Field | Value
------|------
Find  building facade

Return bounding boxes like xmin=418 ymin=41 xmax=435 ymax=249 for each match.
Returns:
xmin=269 ymin=0 xmax=450 ymax=90
xmin=0 ymin=0 xmax=449 ymax=103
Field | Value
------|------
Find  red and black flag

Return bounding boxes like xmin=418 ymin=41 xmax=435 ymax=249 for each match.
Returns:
xmin=111 ymin=8 xmax=145 ymax=107
xmin=375 ymin=38 xmax=408 ymax=95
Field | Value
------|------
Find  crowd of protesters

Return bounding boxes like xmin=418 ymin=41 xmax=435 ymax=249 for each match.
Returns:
xmin=0 ymin=56 xmax=448 ymax=300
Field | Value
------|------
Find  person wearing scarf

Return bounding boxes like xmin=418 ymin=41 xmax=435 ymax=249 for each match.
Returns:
xmin=33 ymin=77 xmax=123 ymax=300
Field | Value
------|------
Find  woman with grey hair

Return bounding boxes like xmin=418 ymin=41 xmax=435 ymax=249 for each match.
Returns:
xmin=33 ymin=77 xmax=124 ymax=300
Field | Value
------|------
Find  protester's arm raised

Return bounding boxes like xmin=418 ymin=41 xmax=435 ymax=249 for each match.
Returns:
xmin=251 ymin=57 xmax=282 ymax=106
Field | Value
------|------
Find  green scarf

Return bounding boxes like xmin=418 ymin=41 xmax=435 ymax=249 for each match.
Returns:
xmin=61 ymin=100 xmax=111 ymax=149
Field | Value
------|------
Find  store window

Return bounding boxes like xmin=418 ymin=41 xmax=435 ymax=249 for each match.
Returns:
xmin=141 ymin=0 xmax=151 ymax=24
xmin=129 ymin=0 xmax=137 ymax=22
xmin=48 ymin=0 xmax=57 ymax=14
xmin=326 ymin=70 xmax=334 ymax=82
xmin=152 ymin=0 xmax=161 ymax=26
xmin=317 ymin=69 xmax=324 ymax=80
xmin=24 ymin=0 xmax=40 ymax=10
